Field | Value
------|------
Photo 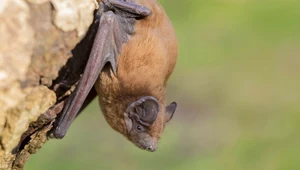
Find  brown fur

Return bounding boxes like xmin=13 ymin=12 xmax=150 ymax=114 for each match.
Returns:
xmin=95 ymin=0 xmax=177 ymax=144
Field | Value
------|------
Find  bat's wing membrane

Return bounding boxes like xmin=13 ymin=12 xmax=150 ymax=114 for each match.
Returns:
xmin=54 ymin=0 xmax=151 ymax=138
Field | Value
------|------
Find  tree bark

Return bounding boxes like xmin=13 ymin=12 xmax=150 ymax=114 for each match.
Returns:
xmin=0 ymin=0 xmax=97 ymax=169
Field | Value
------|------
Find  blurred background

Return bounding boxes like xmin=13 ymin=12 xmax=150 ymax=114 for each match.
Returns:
xmin=26 ymin=0 xmax=300 ymax=170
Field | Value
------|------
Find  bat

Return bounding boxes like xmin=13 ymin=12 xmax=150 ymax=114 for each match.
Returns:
xmin=53 ymin=0 xmax=178 ymax=152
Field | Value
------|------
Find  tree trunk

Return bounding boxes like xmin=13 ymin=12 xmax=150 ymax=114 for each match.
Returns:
xmin=0 ymin=0 xmax=97 ymax=169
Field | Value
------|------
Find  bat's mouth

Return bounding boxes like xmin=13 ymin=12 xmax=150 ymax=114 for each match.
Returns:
xmin=136 ymin=144 xmax=156 ymax=152
xmin=133 ymin=140 xmax=157 ymax=152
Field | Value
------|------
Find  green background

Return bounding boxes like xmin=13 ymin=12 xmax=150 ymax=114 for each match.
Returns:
xmin=26 ymin=0 xmax=300 ymax=170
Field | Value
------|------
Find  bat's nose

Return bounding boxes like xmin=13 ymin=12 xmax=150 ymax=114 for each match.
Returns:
xmin=146 ymin=145 xmax=157 ymax=152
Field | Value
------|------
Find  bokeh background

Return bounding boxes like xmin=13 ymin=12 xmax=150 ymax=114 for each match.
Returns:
xmin=26 ymin=0 xmax=300 ymax=170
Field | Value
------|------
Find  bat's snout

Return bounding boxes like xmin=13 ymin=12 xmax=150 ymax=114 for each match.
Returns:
xmin=143 ymin=138 xmax=158 ymax=152
xmin=131 ymin=135 xmax=158 ymax=152
xmin=146 ymin=145 xmax=157 ymax=152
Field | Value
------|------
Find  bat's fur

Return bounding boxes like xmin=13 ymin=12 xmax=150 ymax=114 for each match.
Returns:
xmin=95 ymin=0 xmax=177 ymax=151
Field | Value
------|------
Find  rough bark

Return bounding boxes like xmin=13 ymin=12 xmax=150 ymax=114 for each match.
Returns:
xmin=0 ymin=0 xmax=97 ymax=169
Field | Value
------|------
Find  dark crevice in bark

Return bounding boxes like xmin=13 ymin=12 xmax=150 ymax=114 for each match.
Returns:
xmin=51 ymin=9 xmax=100 ymax=98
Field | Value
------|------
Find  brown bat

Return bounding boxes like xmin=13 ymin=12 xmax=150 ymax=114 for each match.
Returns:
xmin=54 ymin=0 xmax=178 ymax=152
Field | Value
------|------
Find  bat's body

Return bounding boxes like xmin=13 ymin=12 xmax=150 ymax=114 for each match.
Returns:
xmin=54 ymin=0 xmax=178 ymax=152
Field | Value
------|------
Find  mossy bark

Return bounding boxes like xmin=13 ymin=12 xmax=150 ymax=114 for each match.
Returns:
xmin=0 ymin=0 xmax=96 ymax=169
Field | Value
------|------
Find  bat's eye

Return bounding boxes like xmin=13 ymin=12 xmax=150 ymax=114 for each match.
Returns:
xmin=136 ymin=125 xmax=143 ymax=132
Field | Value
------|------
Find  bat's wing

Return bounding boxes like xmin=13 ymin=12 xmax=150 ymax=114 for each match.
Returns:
xmin=54 ymin=0 xmax=151 ymax=139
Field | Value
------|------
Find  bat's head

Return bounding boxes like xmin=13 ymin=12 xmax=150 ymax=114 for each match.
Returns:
xmin=124 ymin=96 xmax=177 ymax=152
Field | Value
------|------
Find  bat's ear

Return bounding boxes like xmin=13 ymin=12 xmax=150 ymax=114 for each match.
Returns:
xmin=126 ymin=96 xmax=159 ymax=127
xmin=165 ymin=102 xmax=177 ymax=124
